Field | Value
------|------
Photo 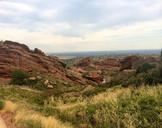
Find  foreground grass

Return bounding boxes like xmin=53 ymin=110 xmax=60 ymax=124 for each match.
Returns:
xmin=1 ymin=85 xmax=162 ymax=128
xmin=0 ymin=100 xmax=73 ymax=128
xmin=53 ymin=85 xmax=162 ymax=128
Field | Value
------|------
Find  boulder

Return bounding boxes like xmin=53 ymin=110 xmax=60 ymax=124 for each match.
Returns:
xmin=33 ymin=48 xmax=46 ymax=56
xmin=47 ymin=84 xmax=54 ymax=89
xmin=28 ymin=77 xmax=37 ymax=80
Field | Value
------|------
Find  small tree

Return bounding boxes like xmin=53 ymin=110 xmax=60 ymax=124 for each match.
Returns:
xmin=11 ymin=70 xmax=29 ymax=85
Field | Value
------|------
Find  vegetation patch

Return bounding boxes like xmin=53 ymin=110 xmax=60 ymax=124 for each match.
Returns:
xmin=0 ymin=100 xmax=5 ymax=110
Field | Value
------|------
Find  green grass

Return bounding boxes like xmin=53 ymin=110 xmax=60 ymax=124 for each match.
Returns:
xmin=52 ymin=85 xmax=162 ymax=128
xmin=1 ymin=85 xmax=162 ymax=128
xmin=0 ymin=99 xmax=5 ymax=110
xmin=0 ymin=86 xmax=45 ymax=106
xmin=19 ymin=120 xmax=42 ymax=128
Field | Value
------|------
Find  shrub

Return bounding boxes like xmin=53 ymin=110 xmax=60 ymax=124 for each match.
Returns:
xmin=159 ymin=65 xmax=162 ymax=81
xmin=19 ymin=120 xmax=42 ymax=128
xmin=0 ymin=100 xmax=5 ymax=110
xmin=136 ymin=63 xmax=155 ymax=74
xmin=86 ymin=104 xmax=96 ymax=124
xmin=125 ymin=75 xmax=142 ymax=87
xmin=11 ymin=70 xmax=29 ymax=85
xmin=43 ymin=106 xmax=57 ymax=116
xmin=137 ymin=96 xmax=161 ymax=127
xmin=143 ymin=69 xmax=162 ymax=85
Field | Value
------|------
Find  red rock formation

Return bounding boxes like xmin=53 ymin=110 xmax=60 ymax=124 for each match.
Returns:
xmin=75 ymin=57 xmax=93 ymax=67
xmin=95 ymin=58 xmax=120 ymax=71
xmin=0 ymin=40 xmax=67 ymax=81
xmin=101 ymin=58 xmax=120 ymax=67
xmin=83 ymin=71 xmax=104 ymax=84
xmin=119 ymin=55 xmax=161 ymax=71
xmin=119 ymin=56 xmax=142 ymax=71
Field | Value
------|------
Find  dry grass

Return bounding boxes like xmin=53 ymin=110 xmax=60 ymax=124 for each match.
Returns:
xmin=1 ymin=85 xmax=162 ymax=128
xmin=90 ymin=87 xmax=131 ymax=104
xmin=0 ymin=100 xmax=73 ymax=128
xmin=0 ymin=100 xmax=17 ymax=113
xmin=15 ymin=109 xmax=73 ymax=128
xmin=55 ymin=102 xmax=86 ymax=111
xmin=53 ymin=87 xmax=132 ymax=111
xmin=138 ymin=85 xmax=162 ymax=97
xmin=90 ymin=85 xmax=162 ymax=105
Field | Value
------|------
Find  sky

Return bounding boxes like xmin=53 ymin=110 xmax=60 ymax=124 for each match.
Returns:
xmin=0 ymin=0 xmax=161 ymax=53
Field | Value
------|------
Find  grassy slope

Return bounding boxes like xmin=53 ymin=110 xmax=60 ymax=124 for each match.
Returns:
xmin=0 ymin=85 xmax=162 ymax=128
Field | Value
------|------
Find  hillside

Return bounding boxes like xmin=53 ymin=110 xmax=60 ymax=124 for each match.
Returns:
xmin=1 ymin=85 xmax=162 ymax=128
xmin=0 ymin=41 xmax=67 ymax=79
xmin=0 ymin=40 xmax=92 ymax=85
xmin=0 ymin=41 xmax=162 ymax=128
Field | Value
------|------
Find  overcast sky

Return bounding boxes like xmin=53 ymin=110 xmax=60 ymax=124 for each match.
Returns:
xmin=0 ymin=0 xmax=161 ymax=53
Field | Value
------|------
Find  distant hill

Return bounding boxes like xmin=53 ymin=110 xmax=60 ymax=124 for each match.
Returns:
xmin=51 ymin=49 xmax=161 ymax=59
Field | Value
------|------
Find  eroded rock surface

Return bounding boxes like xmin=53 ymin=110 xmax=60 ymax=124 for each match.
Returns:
xmin=0 ymin=41 xmax=68 ymax=81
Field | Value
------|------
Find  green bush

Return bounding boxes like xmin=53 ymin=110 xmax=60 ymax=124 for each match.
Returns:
xmin=43 ymin=106 xmax=58 ymax=116
xmin=123 ymin=64 xmax=162 ymax=87
xmin=86 ymin=104 xmax=96 ymax=124
xmin=159 ymin=65 xmax=162 ymax=82
xmin=0 ymin=100 xmax=5 ymax=110
xmin=125 ymin=75 xmax=142 ymax=87
xmin=19 ymin=120 xmax=42 ymax=128
xmin=11 ymin=70 xmax=29 ymax=85
xmin=143 ymin=68 xmax=162 ymax=85
xmin=136 ymin=63 xmax=155 ymax=74
xmin=137 ymin=96 xmax=161 ymax=128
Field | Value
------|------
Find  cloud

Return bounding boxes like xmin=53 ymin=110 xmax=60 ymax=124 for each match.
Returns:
xmin=40 ymin=9 xmax=57 ymax=19
xmin=0 ymin=0 xmax=161 ymax=52
xmin=0 ymin=19 xmax=161 ymax=52
xmin=0 ymin=1 xmax=35 ymax=14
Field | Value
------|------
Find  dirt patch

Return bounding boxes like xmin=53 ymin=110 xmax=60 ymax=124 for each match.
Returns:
xmin=0 ymin=78 xmax=11 ymax=85
xmin=0 ymin=112 xmax=21 ymax=128
xmin=0 ymin=117 xmax=7 ymax=128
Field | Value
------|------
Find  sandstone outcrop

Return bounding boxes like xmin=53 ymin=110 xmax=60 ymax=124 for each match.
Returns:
xmin=119 ymin=56 xmax=141 ymax=71
xmin=0 ymin=40 xmax=67 ymax=81
xmin=119 ymin=55 xmax=160 ymax=71
xmin=75 ymin=57 xmax=120 ymax=71
xmin=1 ymin=40 xmax=159 ymax=85
xmin=82 ymin=71 xmax=104 ymax=84
xmin=0 ymin=40 xmax=105 ymax=85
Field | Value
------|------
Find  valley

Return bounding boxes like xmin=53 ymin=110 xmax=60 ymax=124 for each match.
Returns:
xmin=0 ymin=40 xmax=162 ymax=128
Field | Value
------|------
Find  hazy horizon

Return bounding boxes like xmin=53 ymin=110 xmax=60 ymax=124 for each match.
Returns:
xmin=0 ymin=0 xmax=161 ymax=52
xmin=50 ymin=48 xmax=161 ymax=54
xmin=51 ymin=49 xmax=161 ymax=59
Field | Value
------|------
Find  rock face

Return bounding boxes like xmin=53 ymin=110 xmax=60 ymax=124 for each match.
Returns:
xmin=0 ymin=40 xmax=67 ymax=80
xmin=75 ymin=57 xmax=92 ymax=67
xmin=0 ymin=40 xmax=107 ymax=85
xmin=96 ymin=58 xmax=120 ymax=70
xmin=75 ymin=57 xmax=120 ymax=70
xmin=83 ymin=72 xmax=104 ymax=84
xmin=119 ymin=56 xmax=160 ymax=71
xmin=119 ymin=56 xmax=141 ymax=71
xmin=1 ymin=40 xmax=159 ymax=85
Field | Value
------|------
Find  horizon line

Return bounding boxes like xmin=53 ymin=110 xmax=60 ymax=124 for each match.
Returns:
xmin=50 ymin=48 xmax=161 ymax=54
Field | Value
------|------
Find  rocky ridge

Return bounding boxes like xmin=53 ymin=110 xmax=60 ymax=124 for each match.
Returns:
xmin=0 ymin=41 xmax=78 ymax=84
xmin=0 ymin=40 xmax=160 ymax=85
xmin=0 ymin=40 xmax=104 ymax=85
